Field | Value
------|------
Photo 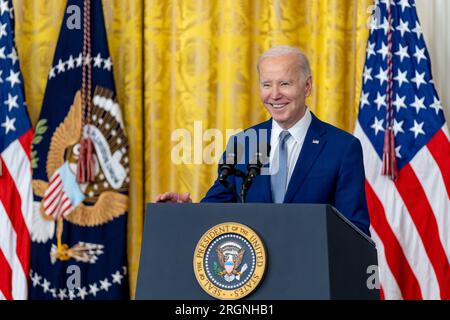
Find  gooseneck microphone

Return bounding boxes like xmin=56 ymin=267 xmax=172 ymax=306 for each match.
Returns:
xmin=218 ymin=141 xmax=243 ymax=193
xmin=219 ymin=151 xmax=237 ymax=183
xmin=244 ymin=153 xmax=264 ymax=188
xmin=218 ymin=137 xmax=270 ymax=203
xmin=240 ymin=144 xmax=270 ymax=203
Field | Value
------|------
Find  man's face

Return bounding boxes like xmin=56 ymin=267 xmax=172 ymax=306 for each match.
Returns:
xmin=259 ymin=54 xmax=312 ymax=129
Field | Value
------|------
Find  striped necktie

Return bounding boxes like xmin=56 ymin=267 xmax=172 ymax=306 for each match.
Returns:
xmin=271 ymin=130 xmax=291 ymax=203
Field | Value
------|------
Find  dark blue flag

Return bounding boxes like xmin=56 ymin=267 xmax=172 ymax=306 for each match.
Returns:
xmin=29 ymin=0 xmax=129 ymax=300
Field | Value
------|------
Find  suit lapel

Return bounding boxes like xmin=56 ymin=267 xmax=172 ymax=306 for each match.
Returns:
xmin=283 ymin=113 xmax=327 ymax=203
xmin=257 ymin=119 xmax=273 ymax=202
xmin=260 ymin=168 xmax=272 ymax=202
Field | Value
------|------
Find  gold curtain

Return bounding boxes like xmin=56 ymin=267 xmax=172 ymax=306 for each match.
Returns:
xmin=14 ymin=0 xmax=371 ymax=298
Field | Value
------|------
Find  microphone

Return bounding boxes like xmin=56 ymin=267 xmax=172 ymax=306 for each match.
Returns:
xmin=218 ymin=141 xmax=243 ymax=184
xmin=219 ymin=152 xmax=237 ymax=182
xmin=242 ymin=143 xmax=271 ymax=190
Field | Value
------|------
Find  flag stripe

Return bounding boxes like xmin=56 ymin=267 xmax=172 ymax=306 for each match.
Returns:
xmin=0 ymin=248 xmax=13 ymax=300
xmin=426 ymin=128 xmax=450 ymax=198
xmin=369 ymin=227 xmax=402 ymax=299
xmin=356 ymin=123 xmax=440 ymax=299
xmin=1 ymin=141 xmax=34 ymax=286
xmin=52 ymin=192 xmax=66 ymax=218
xmin=0 ymin=156 xmax=30 ymax=279
xmin=44 ymin=174 xmax=62 ymax=201
xmin=443 ymin=125 xmax=450 ymax=140
xmin=18 ymin=129 xmax=33 ymax=162
xmin=55 ymin=195 xmax=70 ymax=219
xmin=410 ymin=143 xmax=450 ymax=265
xmin=49 ymin=172 xmax=60 ymax=184
xmin=2 ymin=139 xmax=34 ymax=238
xmin=365 ymin=180 xmax=422 ymax=299
xmin=395 ymin=164 xmax=450 ymax=299
xmin=45 ymin=187 xmax=64 ymax=216
xmin=44 ymin=181 xmax=63 ymax=210
xmin=46 ymin=175 xmax=61 ymax=196
xmin=0 ymin=201 xmax=28 ymax=300
xmin=60 ymin=198 xmax=73 ymax=217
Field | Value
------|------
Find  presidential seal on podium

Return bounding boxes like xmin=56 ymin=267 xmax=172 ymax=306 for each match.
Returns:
xmin=193 ymin=222 xmax=266 ymax=300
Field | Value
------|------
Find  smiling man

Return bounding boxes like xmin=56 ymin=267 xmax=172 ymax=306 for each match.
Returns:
xmin=258 ymin=47 xmax=312 ymax=130
xmin=156 ymin=45 xmax=370 ymax=236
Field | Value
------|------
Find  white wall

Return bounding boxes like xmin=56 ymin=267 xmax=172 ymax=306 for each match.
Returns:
xmin=415 ymin=0 xmax=450 ymax=122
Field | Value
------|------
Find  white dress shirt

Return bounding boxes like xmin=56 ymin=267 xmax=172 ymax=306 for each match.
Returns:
xmin=269 ymin=108 xmax=312 ymax=192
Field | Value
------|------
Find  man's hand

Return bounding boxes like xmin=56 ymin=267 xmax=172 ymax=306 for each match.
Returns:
xmin=155 ymin=192 xmax=192 ymax=203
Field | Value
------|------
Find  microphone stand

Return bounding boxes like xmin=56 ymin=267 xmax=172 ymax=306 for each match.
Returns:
xmin=240 ymin=178 xmax=249 ymax=204
xmin=219 ymin=167 xmax=247 ymax=202
xmin=239 ymin=154 xmax=264 ymax=203
xmin=219 ymin=144 xmax=269 ymax=203
xmin=236 ymin=170 xmax=247 ymax=203
xmin=219 ymin=164 xmax=248 ymax=203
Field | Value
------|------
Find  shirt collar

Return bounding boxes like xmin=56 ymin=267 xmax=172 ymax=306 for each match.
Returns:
xmin=271 ymin=108 xmax=312 ymax=144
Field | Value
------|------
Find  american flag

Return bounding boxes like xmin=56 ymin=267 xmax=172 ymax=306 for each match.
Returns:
xmin=0 ymin=0 xmax=34 ymax=300
xmin=354 ymin=0 xmax=450 ymax=299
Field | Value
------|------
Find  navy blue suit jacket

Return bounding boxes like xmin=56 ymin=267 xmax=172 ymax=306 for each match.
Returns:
xmin=201 ymin=113 xmax=370 ymax=236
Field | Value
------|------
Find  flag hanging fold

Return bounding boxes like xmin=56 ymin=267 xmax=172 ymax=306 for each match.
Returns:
xmin=29 ymin=0 xmax=130 ymax=300
xmin=0 ymin=0 xmax=34 ymax=300
xmin=355 ymin=0 xmax=450 ymax=300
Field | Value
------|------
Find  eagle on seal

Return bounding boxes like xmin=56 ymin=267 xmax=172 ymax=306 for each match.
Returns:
xmin=215 ymin=247 xmax=245 ymax=276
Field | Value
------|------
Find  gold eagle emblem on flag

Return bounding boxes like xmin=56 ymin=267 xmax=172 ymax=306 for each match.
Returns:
xmin=32 ymin=87 xmax=129 ymax=262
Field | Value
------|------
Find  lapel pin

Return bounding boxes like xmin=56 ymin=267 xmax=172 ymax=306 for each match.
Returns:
xmin=312 ymin=139 xmax=320 ymax=144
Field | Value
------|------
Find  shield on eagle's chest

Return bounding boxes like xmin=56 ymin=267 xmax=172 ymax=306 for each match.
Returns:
xmin=224 ymin=258 xmax=234 ymax=274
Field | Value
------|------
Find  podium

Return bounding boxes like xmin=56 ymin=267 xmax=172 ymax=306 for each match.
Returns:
xmin=135 ymin=203 xmax=379 ymax=300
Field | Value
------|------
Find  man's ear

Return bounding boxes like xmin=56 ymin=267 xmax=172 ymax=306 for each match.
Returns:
xmin=305 ymin=76 xmax=313 ymax=97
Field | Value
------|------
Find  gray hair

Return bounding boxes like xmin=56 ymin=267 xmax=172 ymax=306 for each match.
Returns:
xmin=257 ymin=45 xmax=312 ymax=82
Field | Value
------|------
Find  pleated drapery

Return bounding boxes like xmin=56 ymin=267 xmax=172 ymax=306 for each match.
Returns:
xmin=14 ymin=0 xmax=372 ymax=297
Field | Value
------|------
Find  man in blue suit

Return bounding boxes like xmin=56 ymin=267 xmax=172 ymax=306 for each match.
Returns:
xmin=156 ymin=45 xmax=370 ymax=236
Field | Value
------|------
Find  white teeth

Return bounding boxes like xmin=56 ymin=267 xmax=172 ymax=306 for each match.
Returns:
xmin=272 ymin=104 xmax=286 ymax=109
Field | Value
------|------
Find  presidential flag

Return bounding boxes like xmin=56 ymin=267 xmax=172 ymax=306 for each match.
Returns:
xmin=29 ymin=0 xmax=130 ymax=300
xmin=0 ymin=0 xmax=33 ymax=300
xmin=355 ymin=0 xmax=450 ymax=299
